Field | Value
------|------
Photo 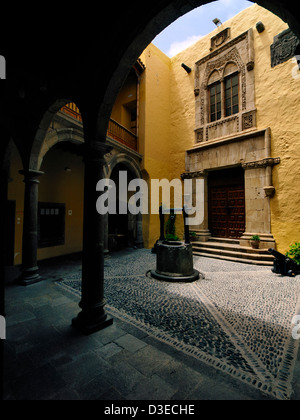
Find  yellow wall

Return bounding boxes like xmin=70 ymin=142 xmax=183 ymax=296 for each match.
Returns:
xmin=139 ymin=44 xmax=186 ymax=247
xmin=37 ymin=146 xmax=84 ymax=261
xmin=250 ymin=6 xmax=300 ymax=253
xmin=141 ymin=4 xmax=300 ymax=253
xmin=110 ymin=71 xmax=137 ymax=131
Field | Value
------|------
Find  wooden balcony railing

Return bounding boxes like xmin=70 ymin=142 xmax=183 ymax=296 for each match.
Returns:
xmin=60 ymin=104 xmax=138 ymax=152
xmin=61 ymin=103 xmax=82 ymax=122
xmin=107 ymin=118 xmax=138 ymax=152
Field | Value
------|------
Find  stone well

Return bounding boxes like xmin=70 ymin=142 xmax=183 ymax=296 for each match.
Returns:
xmin=151 ymin=240 xmax=201 ymax=283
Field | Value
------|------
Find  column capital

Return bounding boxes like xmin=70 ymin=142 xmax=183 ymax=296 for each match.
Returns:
xmin=84 ymin=142 xmax=113 ymax=163
xmin=19 ymin=169 xmax=44 ymax=183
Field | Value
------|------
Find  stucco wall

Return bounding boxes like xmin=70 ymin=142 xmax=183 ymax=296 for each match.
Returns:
xmin=142 ymin=3 xmax=299 ymax=253
xmin=37 ymin=147 xmax=84 ymax=261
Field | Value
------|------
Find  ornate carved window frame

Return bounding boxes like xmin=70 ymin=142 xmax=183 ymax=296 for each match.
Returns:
xmin=194 ymin=28 xmax=256 ymax=144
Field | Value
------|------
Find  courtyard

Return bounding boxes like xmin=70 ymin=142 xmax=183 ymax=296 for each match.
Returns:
xmin=3 ymin=249 xmax=300 ymax=401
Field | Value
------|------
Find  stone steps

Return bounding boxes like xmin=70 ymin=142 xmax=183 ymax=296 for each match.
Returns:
xmin=191 ymin=238 xmax=274 ymax=266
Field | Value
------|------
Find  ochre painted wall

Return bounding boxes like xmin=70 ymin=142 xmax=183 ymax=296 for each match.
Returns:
xmin=141 ymin=4 xmax=299 ymax=253
xmin=8 ymin=144 xmax=85 ymax=266
xmin=37 ymin=146 xmax=84 ymax=261
xmin=110 ymin=71 xmax=137 ymax=132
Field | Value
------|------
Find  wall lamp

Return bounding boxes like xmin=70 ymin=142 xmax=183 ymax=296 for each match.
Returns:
xmin=181 ymin=63 xmax=192 ymax=74
xmin=213 ymin=18 xmax=222 ymax=27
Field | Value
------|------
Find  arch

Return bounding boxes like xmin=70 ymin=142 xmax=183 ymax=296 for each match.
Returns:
xmin=105 ymin=154 xmax=144 ymax=250
xmin=223 ymin=61 xmax=239 ymax=78
xmin=106 ymin=152 xmax=143 ymax=181
xmin=29 ymin=99 xmax=82 ymax=171
xmin=36 ymin=127 xmax=84 ymax=171
xmin=207 ymin=70 xmax=221 ymax=86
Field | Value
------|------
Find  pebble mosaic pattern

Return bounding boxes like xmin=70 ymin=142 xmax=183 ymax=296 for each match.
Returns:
xmin=57 ymin=249 xmax=300 ymax=400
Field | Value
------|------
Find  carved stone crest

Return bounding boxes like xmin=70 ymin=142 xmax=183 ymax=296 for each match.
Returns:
xmin=242 ymin=110 xmax=256 ymax=130
xmin=210 ymin=28 xmax=231 ymax=51
xmin=271 ymin=28 xmax=300 ymax=68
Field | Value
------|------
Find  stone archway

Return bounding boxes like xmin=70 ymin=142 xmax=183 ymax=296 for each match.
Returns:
xmin=30 ymin=99 xmax=83 ymax=172
xmin=104 ymin=153 xmax=144 ymax=252
xmin=36 ymin=128 xmax=84 ymax=171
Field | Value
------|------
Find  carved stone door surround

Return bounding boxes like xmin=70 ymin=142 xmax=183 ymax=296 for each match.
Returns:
xmin=182 ymin=128 xmax=280 ymax=249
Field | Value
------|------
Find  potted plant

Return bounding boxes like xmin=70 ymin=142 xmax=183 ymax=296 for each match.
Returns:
xmin=250 ymin=235 xmax=260 ymax=249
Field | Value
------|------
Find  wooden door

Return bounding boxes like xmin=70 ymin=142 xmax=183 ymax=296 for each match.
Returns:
xmin=209 ymin=185 xmax=245 ymax=239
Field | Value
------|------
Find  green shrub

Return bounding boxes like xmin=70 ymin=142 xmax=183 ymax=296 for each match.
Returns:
xmin=165 ymin=213 xmax=179 ymax=241
xmin=250 ymin=235 xmax=260 ymax=241
xmin=286 ymin=242 xmax=300 ymax=265
xmin=165 ymin=233 xmax=179 ymax=241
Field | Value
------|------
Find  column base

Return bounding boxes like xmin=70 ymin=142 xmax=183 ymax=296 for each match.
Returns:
xmin=134 ymin=240 xmax=144 ymax=249
xmin=192 ymin=229 xmax=211 ymax=242
xmin=15 ymin=266 xmax=42 ymax=286
xmin=72 ymin=311 xmax=113 ymax=335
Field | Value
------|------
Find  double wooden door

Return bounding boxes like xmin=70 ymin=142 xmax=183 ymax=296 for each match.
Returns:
xmin=209 ymin=185 xmax=245 ymax=239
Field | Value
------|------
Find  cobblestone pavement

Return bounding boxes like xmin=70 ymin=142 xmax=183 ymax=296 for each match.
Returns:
xmin=55 ymin=248 xmax=300 ymax=400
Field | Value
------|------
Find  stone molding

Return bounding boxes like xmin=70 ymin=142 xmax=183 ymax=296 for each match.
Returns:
xmin=241 ymin=157 xmax=280 ymax=169
xmin=181 ymin=170 xmax=207 ymax=180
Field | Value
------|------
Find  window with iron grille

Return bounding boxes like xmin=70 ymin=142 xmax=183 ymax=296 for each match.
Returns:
xmin=225 ymin=73 xmax=239 ymax=117
xmin=38 ymin=203 xmax=65 ymax=248
xmin=209 ymin=81 xmax=222 ymax=122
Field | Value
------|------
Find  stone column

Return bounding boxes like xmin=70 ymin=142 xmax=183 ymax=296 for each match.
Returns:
xmin=183 ymin=171 xmax=210 ymax=242
xmin=135 ymin=213 xmax=144 ymax=248
xmin=17 ymin=169 xmax=44 ymax=286
xmin=103 ymin=213 xmax=109 ymax=255
xmin=240 ymin=156 xmax=279 ymax=249
xmin=72 ymin=142 xmax=113 ymax=335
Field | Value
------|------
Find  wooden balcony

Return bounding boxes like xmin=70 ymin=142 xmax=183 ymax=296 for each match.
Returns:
xmin=61 ymin=104 xmax=138 ymax=152
xmin=61 ymin=103 xmax=82 ymax=122
xmin=107 ymin=118 xmax=138 ymax=152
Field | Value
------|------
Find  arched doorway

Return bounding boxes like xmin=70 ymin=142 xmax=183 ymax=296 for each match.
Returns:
xmin=108 ymin=163 xmax=135 ymax=251
xmin=107 ymin=157 xmax=144 ymax=252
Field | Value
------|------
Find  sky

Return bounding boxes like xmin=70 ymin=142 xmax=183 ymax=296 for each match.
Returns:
xmin=152 ymin=0 xmax=253 ymax=57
